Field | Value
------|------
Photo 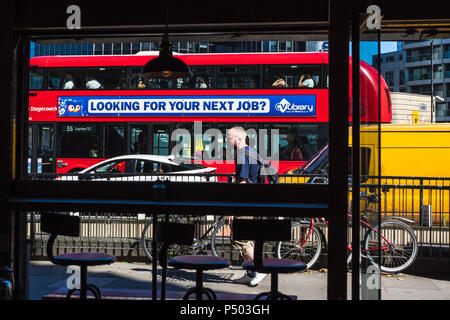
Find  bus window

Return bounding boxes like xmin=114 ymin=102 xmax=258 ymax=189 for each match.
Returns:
xmin=130 ymin=67 xmax=151 ymax=89
xmin=323 ymin=64 xmax=329 ymax=88
xmin=58 ymin=124 xmax=101 ymax=158
xmin=191 ymin=66 xmax=215 ymax=89
xmin=268 ymin=124 xmax=328 ymax=162
xmin=105 ymin=124 xmax=126 ymax=157
xmin=263 ymin=64 xmax=322 ymax=89
xmin=153 ymin=126 xmax=170 ymax=156
xmin=131 ymin=125 xmax=148 ymax=154
xmin=37 ymin=125 xmax=55 ymax=173
xmin=130 ymin=67 xmax=177 ymax=89
xmin=216 ymin=66 xmax=259 ymax=89
xmin=86 ymin=67 xmax=127 ymax=90
xmin=48 ymin=68 xmax=83 ymax=90
xmin=29 ymin=68 xmax=44 ymax=90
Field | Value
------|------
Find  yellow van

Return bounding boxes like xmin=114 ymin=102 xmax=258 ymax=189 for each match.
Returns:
xmin=282 ymin=123 xmax=450 ymax=226
xmin=357 ymin=123 xmax=450 ymax=226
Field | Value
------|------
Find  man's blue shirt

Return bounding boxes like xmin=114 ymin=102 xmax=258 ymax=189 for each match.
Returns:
xmin=235 ymin=146 xmax=260 ymax=184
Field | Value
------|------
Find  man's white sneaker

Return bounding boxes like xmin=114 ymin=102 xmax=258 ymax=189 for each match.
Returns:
xmin=232 ymin=272 xmax=253 ymax=284
xmin=249 ymin=272 xmax=267 ymax=287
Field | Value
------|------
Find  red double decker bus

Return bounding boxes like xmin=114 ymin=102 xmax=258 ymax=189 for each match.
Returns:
xmin=28 ymin=52 xmax=391 ymax=175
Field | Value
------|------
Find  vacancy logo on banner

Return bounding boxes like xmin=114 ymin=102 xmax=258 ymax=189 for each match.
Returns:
xmin=274 ymin=98 xmax=315 ymax=115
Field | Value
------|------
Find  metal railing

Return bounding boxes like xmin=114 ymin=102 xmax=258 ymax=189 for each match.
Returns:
xmin=25 ymin=173 xmax=449 ymax=261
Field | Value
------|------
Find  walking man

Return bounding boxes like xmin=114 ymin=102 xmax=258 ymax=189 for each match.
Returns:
xmin=225 ymin=126 xmax=267 ymax=287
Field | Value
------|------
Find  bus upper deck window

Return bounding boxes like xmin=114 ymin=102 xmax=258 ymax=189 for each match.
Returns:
xmin=48 ymin=68 xmax=83 ymax=90
xmin=29 ymin=68 xmax=44 ymax=90
xmin=264 ymin=64 xmax=322 ymax=89
xmin=86 ymin=67 xmax=127 ymax=90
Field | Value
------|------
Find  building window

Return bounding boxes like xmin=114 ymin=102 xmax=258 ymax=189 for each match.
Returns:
xmin=433 ymin=65 xmax=443 ymax=79
xmin=408 ymin=66 xmax=431 ymax=81
xmin=269 ymin=41 xmax=278 ymax=52
xmin=385 ymin=71 xmax=394 ymax=87
xmin=94 ymin=43 xmax=103 ymax=55
xmin=122 ymin=43 xmax=131 ymax=55
xmin=399 ymin=70 xmax=405 ymax=85
xmin=131 ymin=43 xmax=140 ymax=54
xmin=406 ymin=48 xmax=431 ymax=63
xmin=103 ymin=43 xmax=112 ymax=55
xmin=113 ymin=43 xmax=121 ymax=55
xmin=410 ymin=85 xmax=430 ymax=95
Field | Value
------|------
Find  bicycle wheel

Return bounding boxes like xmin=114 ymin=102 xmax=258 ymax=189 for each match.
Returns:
xmin=140 ymin=215 xmax=185 ymax=262
xmin=276 ymin=221 xmax=322 ymax=270
xmin=211 ymin=220 xmax=277 ymax=268
xmin=363 ymin=219 xmax=418 ymax=273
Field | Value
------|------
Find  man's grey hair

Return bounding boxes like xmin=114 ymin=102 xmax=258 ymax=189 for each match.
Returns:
xmin=229 ymin=126 xmax=247 ymax=140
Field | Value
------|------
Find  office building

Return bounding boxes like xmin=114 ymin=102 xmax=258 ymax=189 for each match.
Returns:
xmin=373 ymin=39 xmax=450 ymax=122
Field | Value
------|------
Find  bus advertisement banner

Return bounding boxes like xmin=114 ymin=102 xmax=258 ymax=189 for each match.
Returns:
xmin=57 ymin=95 xmax=316 ymax=117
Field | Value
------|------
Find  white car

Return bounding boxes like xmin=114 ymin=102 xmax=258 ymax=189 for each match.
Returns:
xmin=57 ymin=154 xmax=217 ymax=182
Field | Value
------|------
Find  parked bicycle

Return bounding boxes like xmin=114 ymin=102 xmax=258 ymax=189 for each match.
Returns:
xmin=278 ymin=193 xmax=419 ymax=273
xmin=140 ymin=215 xmax=276 ymax=267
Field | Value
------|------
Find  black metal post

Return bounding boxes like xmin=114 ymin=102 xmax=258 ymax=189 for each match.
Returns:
xmin=196 ymin=270 xmax=202 ymax=300
xmin=152 ymin=213 xmax=157 ymax=300
xmin=328 ymin=0 xmax=350 ymax=300
xmin=430 ymin=39 xmax=435 ymax=123
xmin=1 ymin=1 xmax=19 ymax=299
xmin=80 ymin=265 xmax=87 ymax=299
xmin=377 ymin=28 xmax=382 ymax=301
xmin=351 ymin=6 xmax=361 ymax=301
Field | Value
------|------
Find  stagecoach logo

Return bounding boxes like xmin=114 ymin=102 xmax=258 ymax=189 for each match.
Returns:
xmin=275 ymin=98 xmax=315 ymax=115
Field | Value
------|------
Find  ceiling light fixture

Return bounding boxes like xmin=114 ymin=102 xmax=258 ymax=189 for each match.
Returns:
xmin=141 ymin=2 xmax=192 ymax=79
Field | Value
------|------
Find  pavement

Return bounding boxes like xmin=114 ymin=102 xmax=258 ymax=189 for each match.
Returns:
xmin=28 ymin=260 xmax=450 ymax=300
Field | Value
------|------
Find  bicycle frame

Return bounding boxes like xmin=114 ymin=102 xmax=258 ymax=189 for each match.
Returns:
xmin=193 ymin=216 xmax=225 ymax=246
xmin=346 ymin=213 xmax=391 ymax=254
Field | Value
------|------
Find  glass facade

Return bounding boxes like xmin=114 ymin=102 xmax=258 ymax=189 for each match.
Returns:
xmin=31 ymin=41 xmax=311 ymax=57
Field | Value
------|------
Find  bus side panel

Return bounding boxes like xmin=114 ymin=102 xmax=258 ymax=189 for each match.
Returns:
xmin=57 ymin=158 xmax=105 ymax=174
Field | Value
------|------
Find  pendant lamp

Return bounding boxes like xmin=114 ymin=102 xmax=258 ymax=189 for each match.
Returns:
xmin=141 ymin=2 xmax=192 ymax=79
xmin=141 ymin=32 xmax=192 ymax=79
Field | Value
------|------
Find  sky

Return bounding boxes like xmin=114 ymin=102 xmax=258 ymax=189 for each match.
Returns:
xmin=350 ymin=41 xmax=399 ymax=64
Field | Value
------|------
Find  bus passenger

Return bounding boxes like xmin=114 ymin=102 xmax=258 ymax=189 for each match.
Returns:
xmin=137 ymin=80 xmax=147 ymax=89
xmin=86 ymin=75 xmax=102 ymax=89
xmin=63 ymin=72 xmax=75 ymax=90
xmin=300 ymin=136 xmax=313 ymax=160
xmin=271 ymin=76 xmax=288 ymax=88
xmin=198 ymin=76 xmax=208 ymax=88
xmin=280 ymin=131 xmax=304 ymax=161
xmin=298 ymin=73 xmax=314 ymax=88
xmin=89 ymin=143 xmax=99 ymax=158
xmin=115 ymin=72 xmax=128 ymax=89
